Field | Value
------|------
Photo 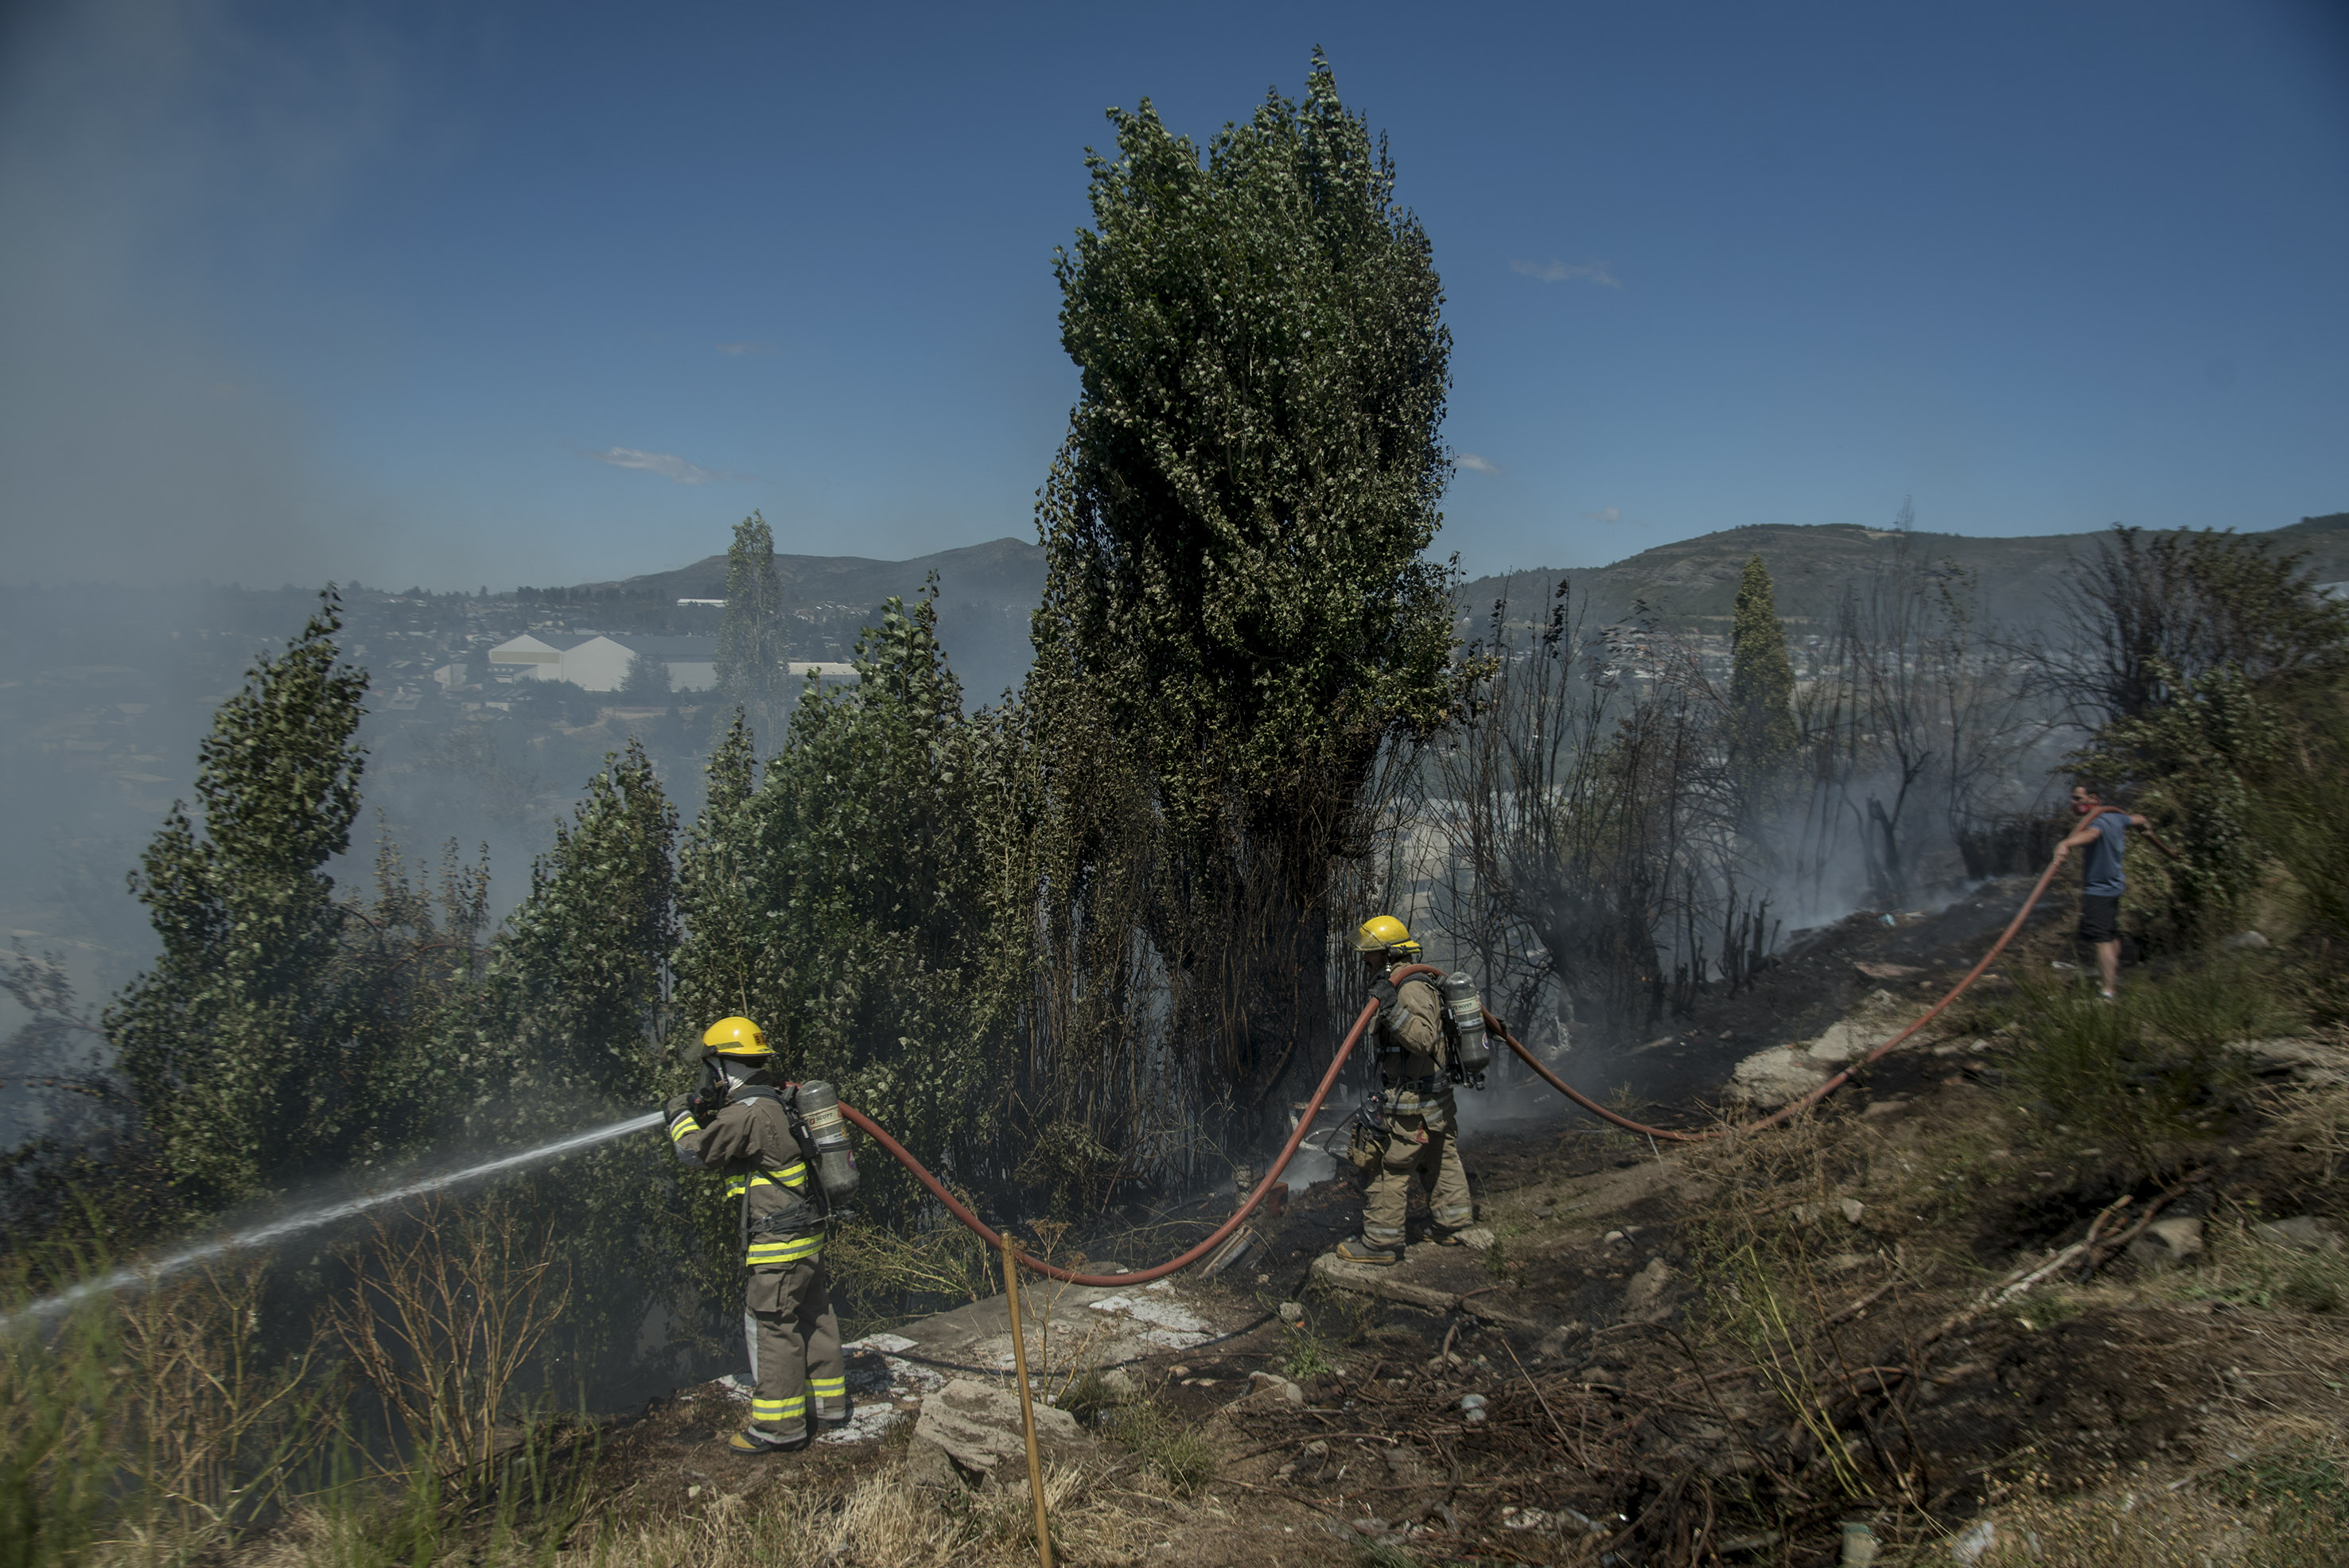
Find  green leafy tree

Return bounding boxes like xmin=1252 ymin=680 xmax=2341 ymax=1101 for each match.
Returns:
xmin=1032 ymin=52 xmax=1457 ymax=1135
xmin=673 ymin=593 xmax=1001 ymax=1218
xmin=445 ymin=741 xmax=688 ymax=1379
xmin=1729 ymin=554 xmax=1799 ymax=787
xmin=2047 ymin=524 xmax=2349 ymax=729
xmin=461 ymin=739 xmax=679 ymax=1120
xmin=620 ymin=650 xmax=671 ymax=702
xmin=109 ymin=592 xmax=370 ymax=1208
xmin=714 ymin=512 xmax=785 ymax=722
xmin=672 ymin=710 xmax=763 ymax=1028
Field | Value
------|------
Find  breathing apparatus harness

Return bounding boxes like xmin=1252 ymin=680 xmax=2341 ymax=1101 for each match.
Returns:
xmin=687 ymin=1049 xmax=863 ymax=1248
xmin=1340 ymin=963 xmax=1499 ymax=1169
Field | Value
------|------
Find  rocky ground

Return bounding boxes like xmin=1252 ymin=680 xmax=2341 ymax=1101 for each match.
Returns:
xmin=566 ymin=886 xmax=2349 ymax=1567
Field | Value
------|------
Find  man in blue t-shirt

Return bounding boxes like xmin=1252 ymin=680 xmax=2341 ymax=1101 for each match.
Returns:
xmin=2050 ymin=781 xmax=2149 ymax=998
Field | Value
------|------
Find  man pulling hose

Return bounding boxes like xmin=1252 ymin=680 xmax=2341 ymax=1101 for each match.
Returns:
xmin=2052 ymin=782 xmax=2149 ymax=1001
xmin=666 ymin=1016 xmax=850 ymax=1453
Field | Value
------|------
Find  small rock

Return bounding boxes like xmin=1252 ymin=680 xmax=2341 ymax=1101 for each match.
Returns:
xmin=1622 ymin=1257 xmax=1676 ymax=1315
xmin=1284 ymin=1380 xmax=1305 ymax=1407
xmin=1168 ymin=1364 xmax=1190 ymax=1379
xmin=2145 ymin=1216 xmax=2204 ymax=1259
xmin=1304 ymin=1439 xmax=1328 ymax=1457
xmin=1536 ymin=1321 xmax=1588 ymax=1360
xmin=1098 ymin=1367 xmax=1138 ymax=1400
xmin=1603 ymin=1229 xmax=1627 ymax=1245
xmin=1729 ymin=1045 xmax=1833 ymax=1107
xmin=909 ymin=1378 xmax=1083 ymax=1488
xmin=1460 ymin=1393 xmax=1488 ymax=1412
xmin=2223 ymin=929 xmax=2270 ymax=950
xmin=1839 ymin=1198 xmax=1867 ymax=1225
xmin=2254 ymin=1216 xmax=2342 ymax=1253
xmin=1277 ymin=1300 xmax=1305 ymax=1325
xmin=1452 ymin=1225 xmax=1496 ymax=1251
xmin=1791 ymin=1203 xmax=1823 ymax=1224
xmin=1950 ymin=1519 xmax=1997 ymax=1566
xmin=1840 ymin=1519 xmax=1880 ymax=1566
xmin=1826 ymin=1251 xmax=1869 ymax=1273
xmin=1862 ymin=1099 xmax=1904 ymax=1118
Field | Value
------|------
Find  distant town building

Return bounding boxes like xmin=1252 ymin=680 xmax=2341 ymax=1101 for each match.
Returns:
xmin=563 ymin=635 xmax=718 ymax=693
xmin=677 ymin=597 xmax=725 ymax=607
xmin=484 ymin=633 xmax=595 ymax=681
xmin=484 ymin=632 xmax=720 ymax=692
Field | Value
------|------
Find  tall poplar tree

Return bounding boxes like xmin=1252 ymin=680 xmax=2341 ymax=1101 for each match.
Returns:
xmin=462 ymin=740 xmax=679 ymax=1123
xmin=111 ymin=592 xmax=371 ymax=1208
xmin=1729 ymin=554 xmax=1799 ymax=790
xmin=714 ymin=512 xmax=785 ymax=723
xmin=1031 ymin=53 xmax=1457 ymax=1136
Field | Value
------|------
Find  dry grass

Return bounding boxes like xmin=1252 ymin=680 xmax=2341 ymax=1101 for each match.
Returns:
xmin=577 ymin=1456 xmax=1155 ymax=1568
xmin=1896 ymin=1440 xmax=2349 ymax=1566
xmin=328 ymin=1194 xmax=571 ymax=1477
xmin=111 ymin=1259 xmax=339 ymax=1554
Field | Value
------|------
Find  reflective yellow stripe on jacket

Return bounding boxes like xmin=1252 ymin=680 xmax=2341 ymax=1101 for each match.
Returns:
xmin=745 ymin=1233 xmax=824 ymax=1266
xmin=722 ymin=1163 xmax=809 ymax=1196
xmin=734 ymin=1162 xmax=820 ymax=1267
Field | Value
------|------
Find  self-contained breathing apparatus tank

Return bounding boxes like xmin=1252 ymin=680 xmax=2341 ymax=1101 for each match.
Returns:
xmin=791 ymin=1080 xmax=861 ymax=1204
xmin=1438 ymin=971 xmax=1491 ymax=1087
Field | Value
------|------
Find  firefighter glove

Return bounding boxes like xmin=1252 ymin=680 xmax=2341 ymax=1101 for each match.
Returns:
xmin=1367 ymin=975 xmax=1399 ymax=1014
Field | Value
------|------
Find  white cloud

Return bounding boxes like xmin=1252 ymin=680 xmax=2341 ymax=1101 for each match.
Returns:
xmin=1510 ymin=256 xmax=1621 ymax=288
xmin=1585 ymin=505 xmax=1623 ymax=523
xmin=714 ymin=340 xmax=771 ymax=356
xmin=1456 ymin=453 xmax=1502 ymax=475
xmin=582 ymin=445 xmax=720 ymax=485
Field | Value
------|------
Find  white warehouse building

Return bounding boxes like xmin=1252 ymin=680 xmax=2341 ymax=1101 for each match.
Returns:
xmin=484 ymin=632 xmax=718 ymax=693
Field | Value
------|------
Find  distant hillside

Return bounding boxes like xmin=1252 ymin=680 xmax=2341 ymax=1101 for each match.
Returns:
xmin=560 ymin=515 xmax=2349 ymax=695
xmin=574 ymin=536 xmax=1047 ymax=614
xmin=1458 ymin=512 xmax=2349 ymax=636
xmin=570 ymin=536 xmax=1048 ymax=702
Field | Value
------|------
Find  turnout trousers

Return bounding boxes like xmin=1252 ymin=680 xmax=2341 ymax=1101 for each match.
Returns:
xmin=742 ymin=1256 xmax=846 ymax=1443
xmin=1363 ymin=1111 xmax=1474 ymax=1250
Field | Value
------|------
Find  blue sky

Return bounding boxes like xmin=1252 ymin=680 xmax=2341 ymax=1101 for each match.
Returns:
xmin=2 ymin=0 xmax=2344 ymax=590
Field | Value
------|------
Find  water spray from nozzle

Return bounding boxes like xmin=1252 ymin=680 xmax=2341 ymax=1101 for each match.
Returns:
xmin=12 ymin=1111 xmax=665 ymax=1323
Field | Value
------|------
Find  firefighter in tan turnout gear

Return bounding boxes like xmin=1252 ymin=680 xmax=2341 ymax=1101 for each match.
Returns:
xmin=665 ymin=1017 xmax=852 ymax=1453
xmin=1336 ymin=916 xmax=1486 ymax=1266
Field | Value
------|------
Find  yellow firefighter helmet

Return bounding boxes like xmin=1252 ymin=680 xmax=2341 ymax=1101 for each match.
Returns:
xmin=702 ymin=1016 xmax=772 ymax=1058
xmin=1353 ymin=915 xmax=1420 ymax=955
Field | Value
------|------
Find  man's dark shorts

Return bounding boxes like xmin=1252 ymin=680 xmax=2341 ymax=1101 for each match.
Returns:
xmin=2079 ymin=893 xmax=2121 ymax=945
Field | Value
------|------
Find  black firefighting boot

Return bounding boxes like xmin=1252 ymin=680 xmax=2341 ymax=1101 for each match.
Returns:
xmin=1334 ymin=1235 xmax=1399 ymax=1266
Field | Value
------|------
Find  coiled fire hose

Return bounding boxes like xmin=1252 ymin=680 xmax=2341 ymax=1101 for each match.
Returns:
xmin=839 ymin=810 xmax=2168 ymax=1277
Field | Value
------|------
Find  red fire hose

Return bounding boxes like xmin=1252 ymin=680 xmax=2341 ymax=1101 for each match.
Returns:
xmin=837 ymin=992 xmax=1383 ymax=1286
xmin=838 ymin=810 xmax=2160 ymax=1274
xmin=1492 ymin=807 xmax=2170 ymax=1142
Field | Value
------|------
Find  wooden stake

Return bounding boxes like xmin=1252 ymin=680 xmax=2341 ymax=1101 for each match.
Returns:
xmin=1001 ymin=1233 xmax=1055 ymax=1568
